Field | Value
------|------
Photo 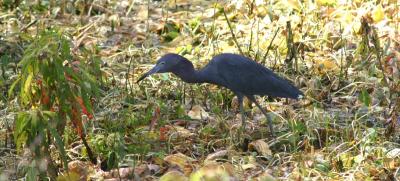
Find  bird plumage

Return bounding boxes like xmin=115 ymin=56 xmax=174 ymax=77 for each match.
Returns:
xmin=198 ymin=53 xmax=303 ymax=99
xmin=137 ymin=53 xmax=303 ymax=136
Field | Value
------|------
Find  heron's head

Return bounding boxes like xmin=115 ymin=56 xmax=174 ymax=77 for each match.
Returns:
xmin=137 ymin=54 xmax=189 ymax=83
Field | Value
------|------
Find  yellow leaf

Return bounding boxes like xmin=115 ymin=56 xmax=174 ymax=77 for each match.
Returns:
xmin=160 ymin=171 xmax=188 ymax=181
xmin=314 ymin=58 xmax=339 ymax=73
xmin=190 ymin=162 xmax=236 ymax=180
xmin=383 ymin=158 xmax=398 ymax=169
xmin=352 ymin=21 xmax=362 ymax=34
xmin=372 ymin=4 xmax=385 ymax=23
xmin=24 ymin=73 xmax=33 ymax=95
xmin=339 ymin=153 xmax=354 ymax=168
xmin=316 ymin=0 xmax=336 ymax=6
xmin=56 ymin=172 xmax=80 ymax=181
xmin=256 ymin=6 xmax=269 ymax=17
xmin=331 ymin=9 xmax=354 ymax=26
xmin=287 ymin=0 xmax=302 ymax=11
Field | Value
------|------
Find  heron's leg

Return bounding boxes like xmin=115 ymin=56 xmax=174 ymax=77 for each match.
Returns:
xmin=237 ymin=94 xmax=246 ymax=129
xmin=247 ymin=96 xmax=275 ymax=137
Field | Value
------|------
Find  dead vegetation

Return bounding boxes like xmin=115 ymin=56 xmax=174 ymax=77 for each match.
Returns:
xmin=0 ymin=0 xmax=399 ymax=180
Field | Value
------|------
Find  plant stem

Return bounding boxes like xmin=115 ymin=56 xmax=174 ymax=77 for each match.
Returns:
xmin=223 ymin=9 xmax=244 ymax=55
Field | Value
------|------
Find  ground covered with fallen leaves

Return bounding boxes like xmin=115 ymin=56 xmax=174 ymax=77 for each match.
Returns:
xmin=1 ymin=0 xmax=400 ymax=180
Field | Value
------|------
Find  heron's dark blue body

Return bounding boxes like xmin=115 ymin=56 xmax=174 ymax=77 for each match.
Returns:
xmin=137 ymin=53 xmax=303 ymax=136
xmin=200 ymin=53 xmax=302 ymax=99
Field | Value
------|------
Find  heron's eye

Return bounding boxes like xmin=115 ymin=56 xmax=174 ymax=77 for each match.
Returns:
xmin=160 ymin=62 xmax=165 ymax=65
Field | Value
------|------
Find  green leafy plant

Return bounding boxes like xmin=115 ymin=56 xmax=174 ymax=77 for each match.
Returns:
xmin=10 ymin=29 xmax=100 ymax=179
xmin=92 ymin=132 xmax=126 ymax=170
xmin=161 ymin=21 xmax=181 ymax=42
xmin=287 ymin=119 xmax=307 ymax=151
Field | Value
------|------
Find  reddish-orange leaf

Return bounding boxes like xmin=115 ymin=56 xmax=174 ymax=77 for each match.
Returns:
xmin=159 ymin=126 xmax=169 ymax=142
xmin=71 ymin=106 xmax=83 ymax=137
xmin=76 ymin=96 xmax=93 ymax=119
xmin=41 ymin=89 xmax=50 ymax=105
xmin=149 ymin=106 xmax=161 ymax=131
xmin=71 ymin=60 xmax=81 ymax=72
xmin=65 ymin=72 xmax=73 ymax=81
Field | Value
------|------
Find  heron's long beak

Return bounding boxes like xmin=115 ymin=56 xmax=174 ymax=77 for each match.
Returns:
xmin=137 ymin=65 xmax=161 ymax=83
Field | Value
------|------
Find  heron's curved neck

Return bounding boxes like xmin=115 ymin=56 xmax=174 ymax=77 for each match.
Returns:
xmin=173 ymin=65 xmax=207 ymax=84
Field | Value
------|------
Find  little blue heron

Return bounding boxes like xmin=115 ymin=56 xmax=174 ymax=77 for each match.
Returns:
xmin=137 ymin=53 xmax=303 ymax=136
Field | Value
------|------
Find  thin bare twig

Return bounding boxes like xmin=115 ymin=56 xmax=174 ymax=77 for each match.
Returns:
xmin=248 ymin=19 xmax=255 ymax=55
xmin=20 ymin=20 xmax=37 ymax=32
xmin=223 ymin=9 xmax=244 ymax=55
xmin=371 ymin=27 xmax=389 ymax=87
xmin=339 ymin=23 xmax=344 ymax=80
xmin=261 ymin=27 xmax=280 ymax=65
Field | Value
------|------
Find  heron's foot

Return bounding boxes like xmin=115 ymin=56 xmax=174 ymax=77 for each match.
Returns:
xmin=269 ymin=130 xmax=275 ymax=138
xmin=234 ymin=125 xmax=250 ymax=151
xmin=265 ymin=114 xmax=275 ymax=138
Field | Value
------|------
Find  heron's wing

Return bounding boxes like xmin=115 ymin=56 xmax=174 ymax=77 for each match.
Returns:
xmin=214 ymin=55 xmax=301 ymax=99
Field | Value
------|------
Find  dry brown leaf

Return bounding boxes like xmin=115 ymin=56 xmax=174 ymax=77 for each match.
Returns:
xmin=386 ymin=148 xmax=400 ymax=158
xmin=148 ymin=164 xmax=161 ymax=174
xmin=165 ymin=125 xmax=195 ymax=141
xmin=187 ymin=105 xmax=209 ymax=120
xmin=205 ymin=150 xmax=228 ymax=162
xmin=134 ymin=164 xmax=151 ymax=178
xmin=241 ymin=163 xmax=258 ymax=170
xmin=102 ymin=167 xmax=133 ymax=179
xmin=67 ymin=160 xmax=93 ymax=181
xmin=252 ymin=170 xmax=277 ymax=181
xmin=166 ymin=0 xmax=190 ymax=9
xmin=231 ymin=96 xmax=251 ymax=111
xmin=136 ymin=5 xmax=149 ymax=20
xmin=384 ymin=51 xmax=400 ymax=80
xmin=383 ymin=158 xmax=398 ymax=169
xmin=248 ymin=140 xmax=272 ymax=157
xmin=164 ymin=153 xmax=196 ymax=174
xmin=101 ymin=164 xmax=150 ymax=179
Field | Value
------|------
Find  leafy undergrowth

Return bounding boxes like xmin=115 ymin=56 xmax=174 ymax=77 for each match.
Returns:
xmin=0 ymin=0 xmax=399 ymax=180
